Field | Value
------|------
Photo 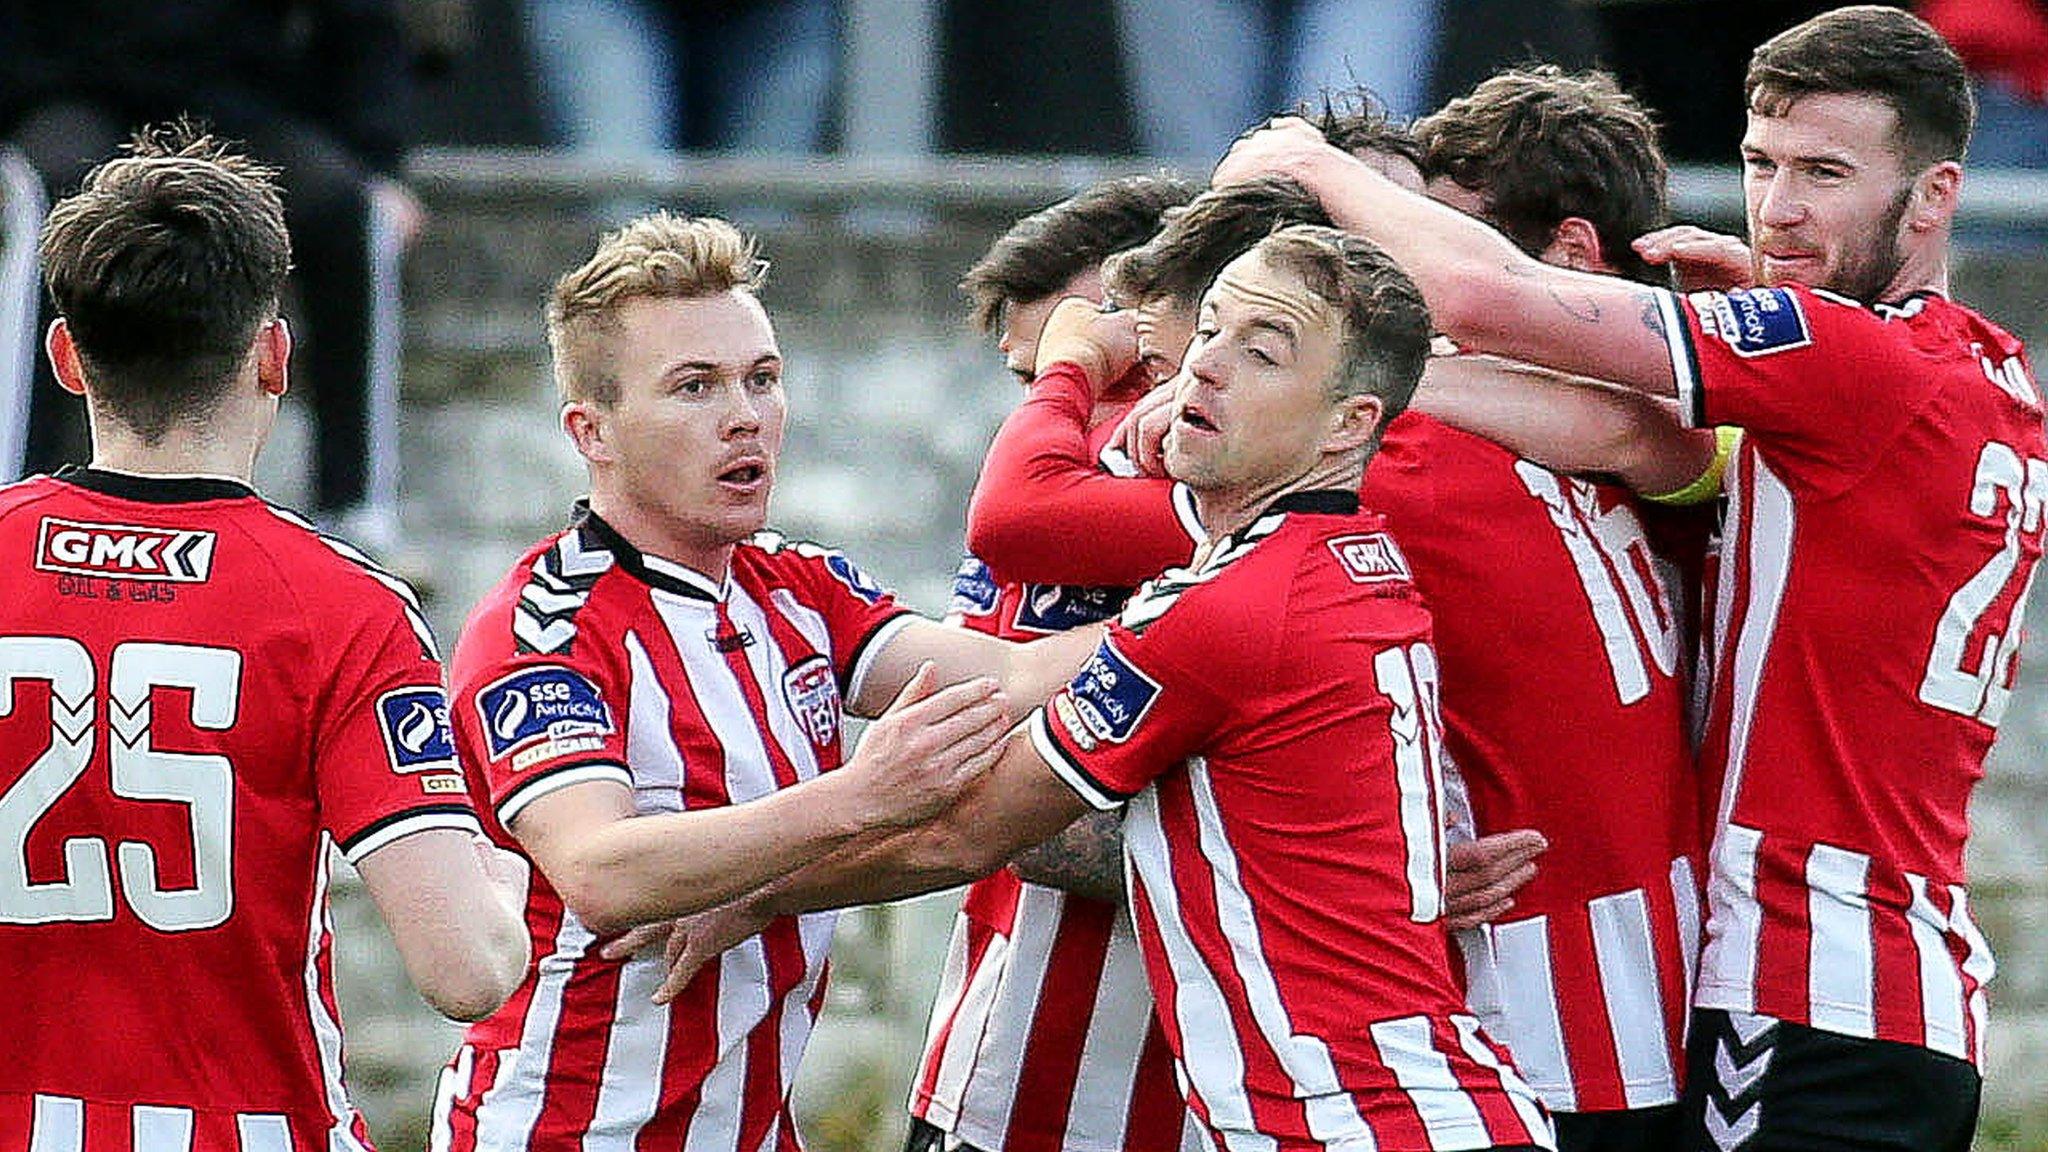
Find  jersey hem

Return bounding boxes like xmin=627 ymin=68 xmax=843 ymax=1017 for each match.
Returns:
xmin=496 ymin=759 xmax=635 ymax=826
xmin=844 ymin=610 xmax=918 ymax=703
xmin=1028 ymin=709 xmax=1127 ymax=811
xmin=340 ymin=805 xmax=483 ymax=863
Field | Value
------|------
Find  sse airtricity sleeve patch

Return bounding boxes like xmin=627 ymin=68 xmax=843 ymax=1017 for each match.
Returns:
xmin=475 ymin=665 xmax=615 ymax=771
xmin=376 ymin=686 xmax=458 ymax=772
xmin=1689 ymin=287 xmax=1811 ymax=358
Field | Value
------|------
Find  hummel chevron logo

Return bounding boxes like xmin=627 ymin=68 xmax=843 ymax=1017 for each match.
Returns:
xmin=1705 ymin=1095 xmax=1761 ymax=1152
xmin=1714 ymin=1034 xmax=1772 ymax=1101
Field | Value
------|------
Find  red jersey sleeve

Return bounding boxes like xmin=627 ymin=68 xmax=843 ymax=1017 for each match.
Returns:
xmin=311 ymin=599 xmax=482 ymax=864
xmin=1026 ymin=608 xmax=1232 ymax=809
xmin=1656 ymin=285 xmax=1943 ymax=492
xmin=452 ymin=612 xmax=635 ymax=833
xmin=966 ymin=361 xmax=1203 ymax=587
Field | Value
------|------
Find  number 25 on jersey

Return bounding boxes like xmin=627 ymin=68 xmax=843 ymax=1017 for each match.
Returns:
xmin=0 ymin=638 xmax=240 ymax=931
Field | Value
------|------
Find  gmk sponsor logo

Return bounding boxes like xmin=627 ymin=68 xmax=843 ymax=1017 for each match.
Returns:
xmin=34 ymin=517 xmax=217 ymax=582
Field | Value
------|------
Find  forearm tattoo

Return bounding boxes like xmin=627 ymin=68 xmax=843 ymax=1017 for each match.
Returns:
xmin=1009 ymin=809 xmax=1127 ymax=903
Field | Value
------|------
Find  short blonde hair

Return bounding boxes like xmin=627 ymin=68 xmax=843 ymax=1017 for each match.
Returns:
xmin=546 ymin=211 xmax=768 ymax=404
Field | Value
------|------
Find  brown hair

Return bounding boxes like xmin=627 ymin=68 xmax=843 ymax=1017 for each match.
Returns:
xmin=39 ymin=120 xmax=292 ymax=443
xmin=546 ymin=211 xmax=767 ymax=404
xmin=960 ymin=174 xmax=1193 ymax=334
xmin=1252 ymin=225 xmax=1432 ymax=421
xmin=1303 ymin=85 xmax=1426 ymax=174
xmin=1746 ymin=5 xmax=1973 ymax=167
xmin=1414 ymin=65 xmax=1668 ymax=284
xmin=1103 ymin=177 xmax=1332 ymax=309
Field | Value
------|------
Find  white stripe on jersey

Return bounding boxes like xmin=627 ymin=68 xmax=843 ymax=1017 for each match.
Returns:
xmin=782 ymin=909 xmax=838 ymax=1097
xmin=952 ymin=884 xmax=1064 ymax=1149
xmin=1715 ymin=455 xmax=1795 ymax=833
xmin=1368 ymin=1016 xmax=1488 ymax=1150
xmin=430 ymin=1046 xmax=475 ymax=1152
xmin=29 ymin=1095 xmax=81 ymax=1152
xmin=923 ymin=926 xmax=1013 ymax=1131
xmin=1063 ymin=909 xmax=1155 ymax=1152
xmin=1805 ymin=844 xmax=1876 ymax=1038
xmin=1186 ymin=758 xmax=1376 ymax=1148
xmin=304 ymin=832 xmax=371 ymax=1152
xmin=1955 ymin=888 xmax=1995 ymax=1067
xmin=1672 ymin=857 xmax=1702 ymax=1006
xmin=1654 ymin=289 xmax=1700 ymax=427
xmin=683 ymin=937 xmax=773 ymax=1152
xmin=1906 ymin=875 xmax=1968 ymax=1060
xmin=586 ymin=957 xmax=675 ymax=1146
xmin=1587 ymin=888 xmax=1677 ymax=1107
xmin=658 ymin=592 xmax=785 ymax=804
xmin=474 ymin=913 xmax=595 ymax=1149
xmin=1449 ymin=1019 xmax=1555 ymax=1151
xmin=1700 ymin=825 xmax=1764 ymax=1014
xmin=1486 ymin=916 xmax=1574 ymax=1111
xmin=626 ymin=631 xmax=686 ymax=813
xmin=729 ymin=584 xmax=825 ymax=783
xmin=234 ymin=1114 xmax=292 ymax=1152
xmin=1124 ymin=786 xmax=1265 ymax=1149
xmin=133 ymin=1106 xmax=192 ymax=1151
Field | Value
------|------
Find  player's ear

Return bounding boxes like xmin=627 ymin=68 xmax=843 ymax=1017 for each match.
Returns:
xmin=1324 ymin=392 xmax=1383 ymax=455
xmin=1907 ymin=160 xmax=1962 ymax=234
xmin=562 ymin=400 xmax=614 ymax=465
xmin=256 ymin=317 xmax=291 ymax=398
xmin=46 ymin=319 xmax=86 ymax=396
xmin=1542 ymin=218 xmax=1606 ymax=274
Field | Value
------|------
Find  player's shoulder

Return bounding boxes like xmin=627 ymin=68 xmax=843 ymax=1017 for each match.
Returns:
xmin=244 ymin=501 xmax=444 ymax=658
xmin=456 ymin=516 xmax=622 ymax=671
xmin=736 ymin=528 xmax=893 ymax=607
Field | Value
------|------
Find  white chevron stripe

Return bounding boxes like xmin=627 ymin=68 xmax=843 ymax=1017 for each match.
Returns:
xmin=513 ymin=612 xmax=577 ymax=653
xmin=1712 ymin=1034 xmax=1771 ymax=1100
xmin=1704 ymin=1095 xmax=1760 ymax=1152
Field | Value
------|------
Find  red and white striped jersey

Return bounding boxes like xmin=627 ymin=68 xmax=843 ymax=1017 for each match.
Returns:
xmin=1651 ymin=285 xmax=2046 ymax=1063
xmin=435 ymin=506 xmax=910 ymax=1151
xmin=1365 ymin=413 xmax=1703 ymax=1113
xmin=1032 ymin=490 xmax=1554 ymax=1152
xmin=915 ymin=376 xmax=1192 ymax=1152
xmin=0 ymin=468 xmax=478 ymax=1152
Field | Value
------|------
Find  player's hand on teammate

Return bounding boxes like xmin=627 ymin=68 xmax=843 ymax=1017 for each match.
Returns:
xmin=1108 ymin=379 xmax=1179 ymax=477
xmin=1212 ymin=116 xmax=1335 ymax=189
xmin=1443 ymin=829 xmax=1548 ymax=931
xmin=1034 ymin=297 xmax=1141 ymax=392
xmin=598 ymin=897 xmax=773 ymax=1003
xmin=1633 ymin=226 xmax=1755 ymax=293
xmin=849 ymin=662 xmax=1011 ymax=830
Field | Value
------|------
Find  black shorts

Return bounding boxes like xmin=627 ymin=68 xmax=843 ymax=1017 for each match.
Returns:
xmin=1552 ymin=1104 xmax=1681 ymax=1152
xmin=1681 ymin=1008 xmax=1980 ymax=1152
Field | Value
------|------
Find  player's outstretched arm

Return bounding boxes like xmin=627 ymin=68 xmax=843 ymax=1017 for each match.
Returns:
xmin=510 ymin=665 xmax=1009 ymax=937
xmin=355 ymin=829 xmax=532 ymax=1021
xmin=967 ymin=298 xmax=1200 ymax=587
xmin=1009 ymin=809 xmax=1126 ymax=902
xmin=850 ymin=615 xmax=1102 ymax=721
xmin=1215 ymin=119 xmax=1680 ymax=399
xmin=1414 ymin=354 xmax=1719 ymax=497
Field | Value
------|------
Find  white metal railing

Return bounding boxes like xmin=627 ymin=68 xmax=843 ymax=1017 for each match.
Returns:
xmin=0 ymin=147 xmax=45 ymax=482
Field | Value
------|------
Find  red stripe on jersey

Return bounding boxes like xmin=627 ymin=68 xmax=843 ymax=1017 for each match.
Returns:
xmin=718 ymin=602 xmax=803 ymax=790
xmin=1002 ymin=900 xmax=1114 ymax=1146
xmin=1546 ymin=915 xmax=1627 ymax=1112
xmin=912 ymin=899 xmax=1009 ymax=1112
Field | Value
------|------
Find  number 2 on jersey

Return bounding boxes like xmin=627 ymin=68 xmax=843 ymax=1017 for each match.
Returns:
xmin=1920 ymin=441 xmax=2048 ymax=725
xmin=0 ymin=638 xmax=240 ymax=930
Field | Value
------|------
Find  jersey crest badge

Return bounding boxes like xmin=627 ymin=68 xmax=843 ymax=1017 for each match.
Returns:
xmin=35 ymin=517 xmax=216 ymax=582
xmin=1690 ymin=287 xmax=1811 ymax=358
xmin=377 ymin=687 xmax=457 ymax=772
xmin=1327 ymin=533 xmax=1412 ymax=584
xmin=782 ymin=656 xmax=842 ymax=748
xmin=948 ymin=555 xmax=999 ymax=617
xmin=476 ymin=665 xmax=614 ymax=768
xmin=1063 ymin=639 xmax=1161 ymax=745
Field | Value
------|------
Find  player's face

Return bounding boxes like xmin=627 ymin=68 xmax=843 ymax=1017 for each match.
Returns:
xmin=1134 ymin=295 xmax=1196 ymax=387
xmin=596 ymin=291 xmax=786 ymax=567
xmin=1742 ymin=92 xmax=1918 ymax=302
xmin=1164 ymin=250 xmax=1345 ymax=500
xmin=1000 ymin=269 xmax=1102 ymax=384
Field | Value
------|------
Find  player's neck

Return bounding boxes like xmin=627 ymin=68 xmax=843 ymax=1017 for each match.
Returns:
xmin=1191 ymin=458 xmax=1363 ymax=538
xmin=1877 ymin=241 xmax=1951 ymax=306
xmin=86 ymin=428 xmax=257 ymax=485
xmin=586 ymin=495 xmax=737 ymax=586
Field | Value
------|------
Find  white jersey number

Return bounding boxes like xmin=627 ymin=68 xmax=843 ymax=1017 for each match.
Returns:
xmin=1920 ymin=442 xmax=2048 ymax=725
xmin=0 ymin=638 xmax=241 ymax=930
xmin=1518 ymin=464 xmax=1683 ymax=706
xmin=1374 ymin=642 xmax=1449 ymax=923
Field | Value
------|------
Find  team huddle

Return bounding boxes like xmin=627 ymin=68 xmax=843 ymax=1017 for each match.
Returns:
xmin=0 ymin=7 xmax=2039 ymax=1152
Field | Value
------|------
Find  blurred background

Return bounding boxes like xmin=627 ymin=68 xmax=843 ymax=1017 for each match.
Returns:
xmin=4 ymin=1 xmax=2048 ymax=1149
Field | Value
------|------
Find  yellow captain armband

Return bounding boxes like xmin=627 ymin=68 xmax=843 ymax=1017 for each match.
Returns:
xmin=1646 ymin=425 xmax=1742 ymax=506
